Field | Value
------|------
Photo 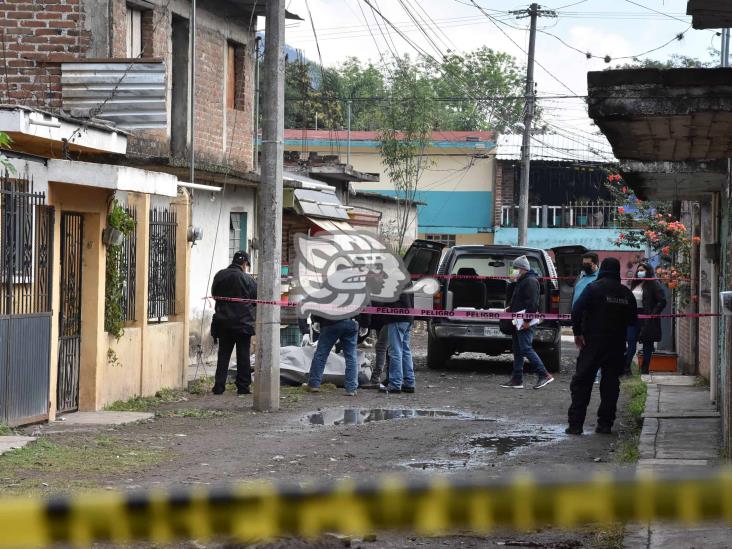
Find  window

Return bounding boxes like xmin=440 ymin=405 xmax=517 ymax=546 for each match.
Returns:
xmin=226 ymin=41 xmax=246 ymax=110
xmin=229 ymin=212 xmax=248 ymax=262
xmin=126 ymin=6 xmax=143 ymax=57
xmin=424 ymin=233 xmax=456 ymax=248
xmin=450 ymin=255 xmax=545 ymax=278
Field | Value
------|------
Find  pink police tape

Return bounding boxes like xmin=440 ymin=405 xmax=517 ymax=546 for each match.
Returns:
xmin=208 ymin=297 xmax=719 ymax=321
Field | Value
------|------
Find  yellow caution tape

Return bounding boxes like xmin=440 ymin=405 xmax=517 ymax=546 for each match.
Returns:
xmin=1 ymin=469 xmax=732 ymax=546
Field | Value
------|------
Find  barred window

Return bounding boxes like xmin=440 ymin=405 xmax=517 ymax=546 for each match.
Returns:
xmin=148 ymin=207 xmax=176 ymax=321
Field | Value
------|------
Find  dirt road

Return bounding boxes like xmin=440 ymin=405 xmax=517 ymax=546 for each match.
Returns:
xmin=6 ymin=329 xmax=634 ymax=548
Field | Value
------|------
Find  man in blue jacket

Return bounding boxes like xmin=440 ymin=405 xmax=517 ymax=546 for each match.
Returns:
xmin=573 ymin=252 xmax=600 ymax=383
xmin=572 ymin=252 xmax=599 ymax=307
xmin=500 ymin=256 xmax=554 ymax=390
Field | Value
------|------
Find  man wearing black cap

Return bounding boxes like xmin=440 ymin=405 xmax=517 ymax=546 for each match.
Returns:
xmin=567 ymin=257 xmax=637 ymax=435
xmin=211 ymin=251 xmax=257 ymax=395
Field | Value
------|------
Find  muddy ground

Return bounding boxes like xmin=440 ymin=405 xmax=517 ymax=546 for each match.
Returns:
xmin=4 ymin=326 xmax=635 ymax=548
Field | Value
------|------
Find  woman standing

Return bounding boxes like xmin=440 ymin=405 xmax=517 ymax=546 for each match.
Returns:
xmin=626 ymin=262 xmax=667 ymax=375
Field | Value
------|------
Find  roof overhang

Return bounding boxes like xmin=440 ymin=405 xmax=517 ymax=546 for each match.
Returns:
xmin=227 ymin=0 xmax=302 ymax=20
xmin=620 ymin=159 xmax=726 ymax=201
xmin=587 ymin=68 xmax=732 ymax=162
xmin=0 ymin=105 xmax=127 ymax=157
xmin=307 ymin=165 xmax=379 ymax=183
xmin=687 ymin=0 xmax=732 ymax=29
xmin=47 ymin=159 xmax=178 ymax=196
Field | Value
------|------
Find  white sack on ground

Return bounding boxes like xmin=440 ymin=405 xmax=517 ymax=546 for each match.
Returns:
xmin=279 ymin=345 xmax=372 ymax=387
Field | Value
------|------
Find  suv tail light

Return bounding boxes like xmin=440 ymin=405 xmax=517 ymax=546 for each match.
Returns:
xmin=550 ymin=290 xmax=560 ymax=314
xmin=433 ymin=290 xmax=443 ymax=311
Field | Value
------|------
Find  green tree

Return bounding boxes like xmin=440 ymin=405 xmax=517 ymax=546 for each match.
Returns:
xmin=611 ymin=53 xmax=714 ymax=70
xmin=378 ymin=57 xmax=437 ymax=252
xmin=337 ymin=57 xmax=385 ymax=131
xmin=0 ymin=132 xmax=15 ymax=174
xmin=426 ymin=47 xmax=526 ymax=132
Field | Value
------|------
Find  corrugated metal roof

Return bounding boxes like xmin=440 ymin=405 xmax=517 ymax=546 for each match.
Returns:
xmin=293 ymin=188 xmax=350 ymax=220
xmin=496 ymin=133 xmax=616 ymax=163
xmin=61 ymin=62 xmax=167 ymax=130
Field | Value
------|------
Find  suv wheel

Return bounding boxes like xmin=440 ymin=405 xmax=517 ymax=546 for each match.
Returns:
xmin=540 ymin=344 xmax=562 ymax=373
xmin=427 ymin=332 xmax=452 ymax=370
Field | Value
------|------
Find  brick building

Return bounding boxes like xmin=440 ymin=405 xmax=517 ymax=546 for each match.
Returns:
xmin=0 ymin=0 xmax=274 ymax=174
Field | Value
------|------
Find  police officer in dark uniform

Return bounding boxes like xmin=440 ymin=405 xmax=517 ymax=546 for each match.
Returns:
xmin=211 ymin=251 xmax=257 ymax=395
xmin=567 ymin=257 xmax=637 ymax=435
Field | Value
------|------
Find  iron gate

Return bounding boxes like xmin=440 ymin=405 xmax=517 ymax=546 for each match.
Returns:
xmin=0 ymin=173 xmax=54 ymax=426
xmin=57 ymin=213 xmax=83 ymax=414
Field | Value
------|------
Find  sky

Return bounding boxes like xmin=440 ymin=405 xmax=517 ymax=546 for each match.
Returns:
xmin=267 ymin=0 xmax=722 ymax=156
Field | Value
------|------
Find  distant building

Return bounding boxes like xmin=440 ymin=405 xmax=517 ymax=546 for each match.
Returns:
xmin=282 ymin=130 xmax=497 ymax=247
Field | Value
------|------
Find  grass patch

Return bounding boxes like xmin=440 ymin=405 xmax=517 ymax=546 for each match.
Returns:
xmin=615 ymin=375 xmax=648 ymax=464
xmin=587 ymin=523 xmax=624 ymax=549
xmin=187 ymin=376 xmax=214 ymax=395
xmin=104 ymin=388 xmax=183 ymax=412
xmin=0 ymin=423 xmax=14 ymax=436
xmin=695 ymin=376 xmax=710 ymax=388
xmin=0 ymin=435 xmax=165 ymax=476
xmin=155 ymin=408 xmax=229 ymax=419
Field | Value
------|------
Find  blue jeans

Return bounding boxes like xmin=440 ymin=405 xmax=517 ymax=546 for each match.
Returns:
xmin=308 ymin=319 xmax=359 ymax=392
xmin=626 ymin=321 xmax=654 ymax=374
xmin=512 ymin=326 xmax=548 ymax=381
xmin=386 ymin=322 xmax=415 ymax=390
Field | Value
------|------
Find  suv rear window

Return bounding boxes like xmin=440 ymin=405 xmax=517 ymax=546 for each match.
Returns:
xmin=450 ymin=255 xmax=545 ymax=277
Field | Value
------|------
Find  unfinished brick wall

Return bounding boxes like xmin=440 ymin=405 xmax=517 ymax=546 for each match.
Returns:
xmin=494 ymin=161 xmax=516 ymax=227
xmin=3 ymin=0 xmax=255 ymax=171
xmin=0 ymin=0 xmax=91 ymax=109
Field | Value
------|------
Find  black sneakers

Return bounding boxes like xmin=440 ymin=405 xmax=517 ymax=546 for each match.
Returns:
xmin=565 ymin=425 xmax=583 ymax=435
xmin=595 ymin=424 xmax=612 ymax=435
xmin=378 ymin=384 xmax=401 ymax=394
xmin=500 ymin=378 xmax=524 ymax=389
xmin=212 ymin=384 xmax=225 ymax=395
xmin=533 ymin=374 xmax=554 ymax=390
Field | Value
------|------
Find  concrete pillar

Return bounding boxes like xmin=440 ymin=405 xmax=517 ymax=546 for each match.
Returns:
xmin=127 ymin=191 xmax=150 ymax=395
xmin=170 ymin=188 xmax=191 ymax=386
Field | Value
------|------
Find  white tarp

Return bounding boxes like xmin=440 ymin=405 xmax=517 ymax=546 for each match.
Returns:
xmin=279 ymin=346 xmax=372 ymax=387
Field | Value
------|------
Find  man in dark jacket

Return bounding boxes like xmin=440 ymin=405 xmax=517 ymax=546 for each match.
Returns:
xmin=501 ymin=256 xmax=554 ymax=390
xmin=567 ymin=257 xmax=638 ymax=435
xmin=378 ymin=291 xmax=415 ymax=394
xmin=211 ymin=251 xmax=257 ymax=395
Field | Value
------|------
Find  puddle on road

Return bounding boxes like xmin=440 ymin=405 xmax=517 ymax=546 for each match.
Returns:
xmin=469 ymin=433 xmax=555 ymax=455
xmin=403 ymin=426 xmax=567 ymax=471
xmin=306 ymin=408 xmax=478 ymax=426
xmin=406 ymin=459 xmax=469 ymax=470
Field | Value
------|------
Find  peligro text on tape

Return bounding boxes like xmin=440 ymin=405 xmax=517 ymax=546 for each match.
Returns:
xmin=208 ymin=296 xmax=721 ymax=321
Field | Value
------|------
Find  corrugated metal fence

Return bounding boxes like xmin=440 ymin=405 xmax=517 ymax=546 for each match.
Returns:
xmin=0 ymin=173 xmax=54 ymax=426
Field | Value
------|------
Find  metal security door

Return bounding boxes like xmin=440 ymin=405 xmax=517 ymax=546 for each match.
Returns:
xmin=57 ymin=213 xmax=83 ymax=413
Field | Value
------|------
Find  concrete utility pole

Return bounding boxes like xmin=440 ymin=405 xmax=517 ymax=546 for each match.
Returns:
xmin=722 ymin=28 xmax=730 ymax=67
xmin=347 ymin=100 xmax=352 ymax=164
xmin=511 ymin=3 xmax=555 ymax=246
xmin=254 ymin=0 xmax=285 ymax=412
xmin=189 ymin=0 xmax=196 ymax=188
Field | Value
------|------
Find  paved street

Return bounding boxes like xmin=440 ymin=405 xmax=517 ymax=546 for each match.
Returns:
xmin=2 ymin=330 xmax=643 ymax=547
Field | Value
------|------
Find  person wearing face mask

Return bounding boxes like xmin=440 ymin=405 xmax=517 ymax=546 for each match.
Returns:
xmin=626 ymin=262 xmax=667 ymax=375
xmin=500 ymin=255 xmax=554 ymax=390
xmin=572 ymin=252 xmax=600 ymax=307
xmin=572 ymin=252 xmax=601 ymax=383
